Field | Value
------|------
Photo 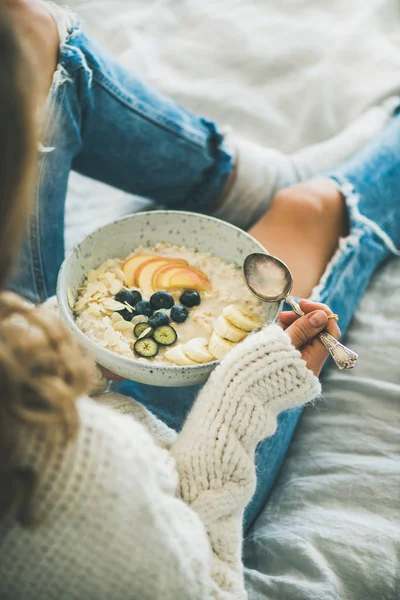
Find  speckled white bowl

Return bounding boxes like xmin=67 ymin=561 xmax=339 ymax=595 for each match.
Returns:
xmin=57 ymin=211 xmax=281 ymax=387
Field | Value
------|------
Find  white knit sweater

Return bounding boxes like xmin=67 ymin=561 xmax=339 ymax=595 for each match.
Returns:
xmin=0 ymin=324 xmax=320 ymax=600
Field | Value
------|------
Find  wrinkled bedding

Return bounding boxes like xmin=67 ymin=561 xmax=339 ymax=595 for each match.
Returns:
xmin=62 ymin=1 xmax=400 ymax=597
xmin=243 ymin=258 xmax=400 ymax=599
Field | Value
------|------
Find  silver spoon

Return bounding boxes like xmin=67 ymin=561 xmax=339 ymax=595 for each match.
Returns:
xmin=243 ymin=253 xmax=358 ymax=370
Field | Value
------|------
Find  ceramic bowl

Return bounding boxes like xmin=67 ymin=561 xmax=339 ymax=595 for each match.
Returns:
xmin=57 ymin=210 xmax=281 ymax=387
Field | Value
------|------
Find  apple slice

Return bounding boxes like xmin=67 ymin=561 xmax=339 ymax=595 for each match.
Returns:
xmin=153 ymin=264 xmax=185 ymax=290
xmin=122 ymin=254 xmax=157 ymax=287
xmin=135 ymin=258 xmax=170 ymax=280
xmin=136 ymin=258 xmax=171 ymax=298
xmin=166 ymin=267 xmax=212 ymax=292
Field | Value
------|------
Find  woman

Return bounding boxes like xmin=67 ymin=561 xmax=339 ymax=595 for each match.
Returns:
xmin=0 ymin=7 xmax=339 ymax=597
xmin=5 ymin=0 xmax=397 ymax=303
xmin=0 ymin=4 xmax=399 ymax=598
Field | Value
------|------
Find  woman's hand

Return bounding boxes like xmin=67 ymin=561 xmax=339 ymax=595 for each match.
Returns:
xmin=279 ymin=299 xmax=341 ymax=376
xmin=99 ymin=366 xmax=125 ymax=381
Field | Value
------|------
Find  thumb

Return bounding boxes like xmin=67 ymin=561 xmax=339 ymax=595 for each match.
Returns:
xmin=286 ymin=310 xmax=328 ymax=349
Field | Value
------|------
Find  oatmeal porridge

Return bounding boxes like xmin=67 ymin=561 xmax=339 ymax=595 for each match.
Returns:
xmin=71 ymin=243 xmax=267 ymax=365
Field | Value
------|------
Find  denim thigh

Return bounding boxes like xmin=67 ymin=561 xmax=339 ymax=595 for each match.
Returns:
xmin=8 ymin=24 xmax=233 ymax=303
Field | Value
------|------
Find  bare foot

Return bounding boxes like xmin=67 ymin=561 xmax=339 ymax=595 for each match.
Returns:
xmin=4 ymin=0 xmax=59 ymax=106
xmin=248 ymin=180 xmax=348 ymax=297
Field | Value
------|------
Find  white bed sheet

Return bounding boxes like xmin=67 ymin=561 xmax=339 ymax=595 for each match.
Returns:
xmin=61 ymin=1 xmax=400 ymax=597
xmin=243 ymin=257 xmax=400 ymax=599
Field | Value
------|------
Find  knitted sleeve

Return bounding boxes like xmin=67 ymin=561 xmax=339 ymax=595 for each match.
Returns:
xmin=170 ymin=324 xmax=321 ymax=599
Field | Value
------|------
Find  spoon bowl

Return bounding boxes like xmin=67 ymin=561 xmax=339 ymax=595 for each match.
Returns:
xmin=244 ymin=253 xmax=293 ymax=302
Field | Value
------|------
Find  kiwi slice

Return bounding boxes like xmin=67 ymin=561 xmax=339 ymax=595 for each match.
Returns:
xmin=134 ymin=337 xmax=159 ymax=358
xmin=134 ymin=322 xmax=153 ymax=338
xmin=153 ymin=325 xmax=177 ymax=346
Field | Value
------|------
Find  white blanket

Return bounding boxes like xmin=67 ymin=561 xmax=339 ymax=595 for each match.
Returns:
xmin=62 ymin=1 xmax=400 ymax=598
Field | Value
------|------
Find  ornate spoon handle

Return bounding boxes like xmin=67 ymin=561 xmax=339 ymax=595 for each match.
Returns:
xmin=317 ymin=331 xmax=358 ymax=370
xmin=286 ymin=297 xmax=358 ymax=370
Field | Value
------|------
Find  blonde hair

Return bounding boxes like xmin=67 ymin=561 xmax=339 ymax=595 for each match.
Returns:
xmin=0 ymin=10 xmax=36 ymax=287
xmin=0 ymin=10 xmax=92 ymax=525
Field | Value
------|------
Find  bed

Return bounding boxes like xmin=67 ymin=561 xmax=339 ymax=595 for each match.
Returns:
xmin=62 ymin=1 xmax=400 ymax=597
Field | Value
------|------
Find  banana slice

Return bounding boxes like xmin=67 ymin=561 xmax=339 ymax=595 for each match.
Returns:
xmin=223 ymin=304 xmax=262 ymax=332
xmin=208 ymin=331 xmax=236 ymax=360
xmin=184 ymin=338 xmax=215 ymax=364
xmin=165 ymin=345 xmax=197 ymax=366
xmin=213 ymin=314 xmax=248 ymax=342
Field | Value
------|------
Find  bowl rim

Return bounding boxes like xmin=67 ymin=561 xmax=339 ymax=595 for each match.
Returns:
xmin=57 ymin=209 xmax=275 ymax=373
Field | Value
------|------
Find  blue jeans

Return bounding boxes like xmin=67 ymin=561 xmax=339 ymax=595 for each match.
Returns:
xmin=10 ymin=24 xmax=233 ymax=304
xmin=9 ymin=24 xmax=400 ymax=532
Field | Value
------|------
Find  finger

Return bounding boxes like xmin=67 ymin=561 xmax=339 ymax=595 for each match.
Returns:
xmin=300 ymin=299 xmax=341 ymax=339
xmin=280 ymin=300 xmax=340 ymax=335
xmin=300 ymin=338 xmax=329 ymax=376
xmin=281 ymin=301 xmax=333 ymax=321
xmin=285 ymin=310 xmax=329 ymax=350
xmin=279 ymin=304 xmax=339 ymax=337
xmin=300 ymin=299 xmax=332 ymax=315
xmin=279 ymin=311 xmax=299 ymax=328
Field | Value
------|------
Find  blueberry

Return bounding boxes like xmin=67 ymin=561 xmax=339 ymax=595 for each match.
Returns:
xmin=131 ymin=290 xmax=142 ymax=304
xmin=150 ymin=291 xmax=175 ymax=310
xmin=180 ymin=290 xmax=201 ymax=308
xmin=115 ymin=289 xmax=141 ymax=307
xmin=148 ymin=312 xmax=170 ymax=328
xmin=135 ymin=300 xmax=153 ymax=317
xmin=117 ymin=308 xmax=135 ymax=321
xmin=170 ymin=305 xmax=188 ymax=323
